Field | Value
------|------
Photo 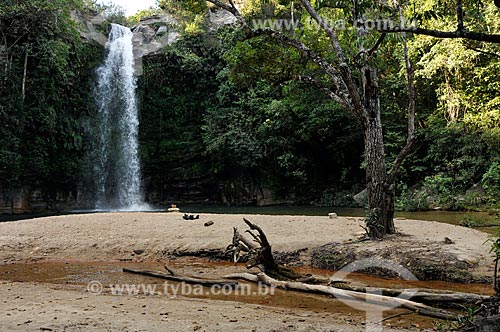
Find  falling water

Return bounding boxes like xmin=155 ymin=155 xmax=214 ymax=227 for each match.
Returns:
xmin=93 ymin=24 xmax=149 ymax=211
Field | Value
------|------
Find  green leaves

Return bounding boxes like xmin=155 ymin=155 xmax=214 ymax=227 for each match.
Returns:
xmin=158 ymin=0 xmax=208 ymax=22
xmin=0 ymin=0 xmax=101 ymax=195
xmin=482 ymin=161 xmax=500 ymax=198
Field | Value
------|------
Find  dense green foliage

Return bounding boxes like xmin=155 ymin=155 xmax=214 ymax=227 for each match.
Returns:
xmin=396 ymin=1 xmax=500 ymax=210
xmin=0 ymin=0 xmax=102 ymax=206
xmin=138 ymin=30 xmax=364 ymax=204
xmin=1 ymin=0 xmax=500 ymax=211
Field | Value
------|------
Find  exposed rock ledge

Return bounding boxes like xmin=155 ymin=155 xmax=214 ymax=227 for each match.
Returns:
xmin=72 ymin=9 xmax=237 ymax=75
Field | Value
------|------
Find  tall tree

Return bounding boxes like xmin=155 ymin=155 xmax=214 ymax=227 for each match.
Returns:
xmin=176 ymin=0 xmax=499 ymax=238
xmin=189 ymin=0 xmax=416 ymax=238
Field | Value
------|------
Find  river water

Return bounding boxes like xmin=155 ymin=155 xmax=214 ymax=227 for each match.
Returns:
xmin=0 ymin=260 xmax=494 ymax=329
xmin=181 ymin=205 xmax=500 ymax=234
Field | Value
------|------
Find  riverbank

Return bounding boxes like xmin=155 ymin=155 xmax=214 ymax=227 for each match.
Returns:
xmin=0 ymin=280 xmax=435 ymax=332
xmin=1 ymin=212 xmax=496 ymax=331
xmin=0 ymin=212 xmax=496 ymax=282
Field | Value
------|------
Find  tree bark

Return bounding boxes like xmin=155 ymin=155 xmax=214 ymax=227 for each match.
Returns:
xmin=122 ymin=267 xmax=238 ymax=288
xmin=362 ymin=66 xmax=395 ymax=238
xmin=225 ymin=272 xmax=489 ymax=304
xmin=379 ymin=27 xmax=500 ymax=43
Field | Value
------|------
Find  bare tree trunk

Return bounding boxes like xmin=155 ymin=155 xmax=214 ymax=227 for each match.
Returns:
xmin=21 ymin=49 xmax=28 ymax=101
xmin=363 ymin=120 xmax=395 ymax=237
xmin=362 ymin=66 xmax=395 ymax=238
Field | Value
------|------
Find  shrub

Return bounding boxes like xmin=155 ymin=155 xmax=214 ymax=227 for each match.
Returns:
xmin=396 ymin=183 xmax=429 ymax=211
xmin=482 ymin=161 xmax=500 ymax=199
xmin=423 ymin=174 xmax=455 ymax=201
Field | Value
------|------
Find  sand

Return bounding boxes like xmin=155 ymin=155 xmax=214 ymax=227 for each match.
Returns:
xmin=0 ymin=212 xmax=495 ymax=331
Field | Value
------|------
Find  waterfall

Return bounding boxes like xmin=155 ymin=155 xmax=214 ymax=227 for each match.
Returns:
xmin=93 ymin=24 xmax=149 ymax=211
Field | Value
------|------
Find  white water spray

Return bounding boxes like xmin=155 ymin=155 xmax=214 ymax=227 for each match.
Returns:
xmin=93 ymin=24 xmax=150 ymax=211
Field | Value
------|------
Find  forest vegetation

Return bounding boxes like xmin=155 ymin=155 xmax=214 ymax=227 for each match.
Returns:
xmin=1 ymin=0 xmax=500 ymax=219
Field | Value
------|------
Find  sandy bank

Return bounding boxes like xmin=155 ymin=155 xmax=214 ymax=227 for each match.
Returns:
xmin=0 ymin=212 xmax=495 ymax=281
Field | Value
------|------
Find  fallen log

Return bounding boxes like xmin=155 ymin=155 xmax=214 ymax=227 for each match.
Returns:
xmin=225 ymin=272 xmax=487 ymax=303
xmin=225 ymin=272 xmax=259 ymax=282
xmin=123 ymin=267 xmax=238 ymax=288
xmin=225 ymin=272 xmax=462 ymax=320
xmin=331 ymin=283 xmax=489 ymax=304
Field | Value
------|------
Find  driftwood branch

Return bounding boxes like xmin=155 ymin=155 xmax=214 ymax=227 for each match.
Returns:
xmin=123 ymin=266 xmax=238 ymax=288
xmin=331 ymin=283 xmax=489 ymax=304
xmin=224 ymin=219 xmax=303 ymax=280
xmin=225 ymin=218 xmax=277 ymax=272
xmin=163 ymin=264 xmax=178 ymax=276
xmin=226 ymin=272 xmax=463 ymax=320
xmin=225 ymin=272 xmax=260 ymax=282
xmin=226 ymin=272 xmax=487 ymax=304
xmin=225 ymin=226 xmax=254 ymax=264
xmin=243 ymin=218 xmax=270 ymax=247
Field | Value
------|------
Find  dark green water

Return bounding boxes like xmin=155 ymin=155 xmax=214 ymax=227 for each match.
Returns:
xmin=182 ymin=205 xmax=500 ymax=234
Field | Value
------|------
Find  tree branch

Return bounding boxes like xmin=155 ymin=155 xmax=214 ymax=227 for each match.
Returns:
xmin=298 ymin=0 xmax=364 ymax=117
xmin=297 ymin=75 xmax=361 ymax=119
xmin=388 ymin=4 xmax=416 ymax=184
xmin=123 ymin=267 xmax=238 ymax=288
xmin=243 ymin=218 xmax=270 ymax=247
xmin=367 ymin=33 xmax=386 ymax=57
xmin=456 ymin=0 xmax=464 ymax=32
xmin=208 ymin=0 xmax=245 ymax=26
xmin=379 ymin=27 xmax=500 ymax=44
xmin=465 ymin=46 xmax=500 ymax=58
xmin=206 ymin=0 xmax=358 ymax=116
xmin=249 ymin=28 xmax=345 ymax=88
xmin=253 ymin=272 xmax=460 ymax=320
